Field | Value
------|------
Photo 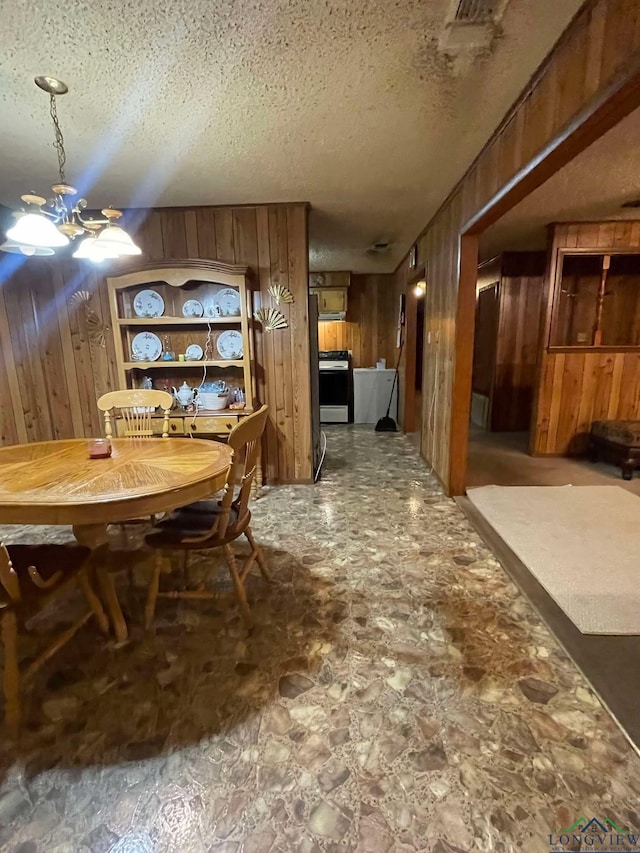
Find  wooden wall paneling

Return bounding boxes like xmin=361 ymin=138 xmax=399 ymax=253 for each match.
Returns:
xmin=606 ymin=353 xmax=625 ymax=419
xmin=287 ymin=205 xmax=312 ymax=481
xmin=268 ymin=208 xmax=289 ymax=479
xmin=51 ymin=264 xmax=85 ymax=437
xmin=255 ymin=207 xmax=279 ymax=485
xmin=575 ymin=354 xmax=599 ymax=446
xmin=619 ymin=355 xmax=640 ymax=418
xmin=184 ymin=210 xmax=199 ymax=257
xmin=31 ymin=269 xmax=74 ymax=439
xmin=65 ymin=267 xmax=105 ymax=438
xmin=129 ymin=212 xmax=164 ymax=260
xmin=195 ymin=208 xmax=217 ymax=259
xmin=276 ymin=207 xmax=295 ymax=479
xmin=3 ymin=265 xmax=48 ymax=442
xmin=555 ymin=353 xmax=585 ymax=452
xmin=214 ymin=209 xmax=235 ymax=263
xmin=0 ymin=269 xmax=23 ymax=444
xmin=159 ymin=210 xmax=188 ymax=258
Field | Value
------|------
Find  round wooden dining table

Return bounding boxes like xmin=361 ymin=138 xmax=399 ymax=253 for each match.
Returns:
xmin=0 ymin=437 xmax=232 ymax=641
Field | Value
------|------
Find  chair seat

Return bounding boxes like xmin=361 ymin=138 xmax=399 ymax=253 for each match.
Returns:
xmin=0 ymin=545 xmax=91 ymax=610
xmin=145 ymin=504 xmax=250 ymax=550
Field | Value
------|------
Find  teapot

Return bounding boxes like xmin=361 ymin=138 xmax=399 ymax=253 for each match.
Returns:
xmin=172 ymin=381 xmax=198 ymax=408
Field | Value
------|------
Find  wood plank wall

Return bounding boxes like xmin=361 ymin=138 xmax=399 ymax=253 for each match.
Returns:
xmin=0 ymin=203 xmax=312 ymax=484
xmin=316 ymin=274 xmax=398 ymax=367
xmin=393 ymin=0 xmax=640 ymax=491
xmin=532 ymin=221 xmax=640 ymax=454
xmin=492 ymin=253 xmax=546 ymax=432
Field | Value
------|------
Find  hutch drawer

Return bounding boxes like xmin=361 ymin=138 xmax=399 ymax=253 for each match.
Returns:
xmin=185 ymin=415 xmax=239 ymax=434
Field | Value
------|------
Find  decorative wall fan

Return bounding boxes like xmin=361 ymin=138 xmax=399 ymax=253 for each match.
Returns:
xmin=268 ymin=284 xmax=294 ymax=305
xmin=69 ymin=290 xmax=109 ymax=347
xmin=253 ymin=307 xmax=288 ymax=331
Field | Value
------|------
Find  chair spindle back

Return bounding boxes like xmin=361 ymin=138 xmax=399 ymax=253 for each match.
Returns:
xmin=97 ymin=390 xmax=174 ymax=438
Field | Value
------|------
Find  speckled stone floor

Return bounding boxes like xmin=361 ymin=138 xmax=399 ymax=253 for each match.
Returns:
xmin=1 ymin=426 xmax=639 ymax=853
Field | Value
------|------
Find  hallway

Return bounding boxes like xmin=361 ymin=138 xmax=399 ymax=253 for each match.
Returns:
xmin=0 ymin=427 xmax=638 ymax=851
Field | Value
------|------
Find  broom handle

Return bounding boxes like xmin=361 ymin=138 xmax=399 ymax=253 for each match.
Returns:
xmin=385 ymin=337 xmax=404 ymax=417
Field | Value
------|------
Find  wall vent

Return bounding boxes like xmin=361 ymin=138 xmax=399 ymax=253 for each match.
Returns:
xmin=440 ymin=0 xmax=509 ymax=63
xmin=454 ymin=0 xmax=498 ymax=24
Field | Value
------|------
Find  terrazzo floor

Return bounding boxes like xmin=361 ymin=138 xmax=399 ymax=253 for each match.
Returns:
xmin=0 ymin=426 xmax=639 ymax=852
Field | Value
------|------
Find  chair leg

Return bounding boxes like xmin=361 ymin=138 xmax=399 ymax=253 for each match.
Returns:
xmin=2 ymin=612 xmax=20 ymax=740
xmin=225 ymin=544 xmax=252 ymax=627
xmin=77 ymin=568 xmax=110 ymax=635
xmin=145 ymin=551 xmax=163 ymax=630
xmin=245 ymin=527 xmax=272 ymax=583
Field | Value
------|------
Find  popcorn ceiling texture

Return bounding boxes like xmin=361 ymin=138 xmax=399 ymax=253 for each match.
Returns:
xmin=481 ymin=107 xmax=640 ymax=260
xmin=0 ymin=0 xmax=582 ymax=271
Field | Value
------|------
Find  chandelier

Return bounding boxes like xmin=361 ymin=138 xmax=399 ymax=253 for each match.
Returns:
xmin=1 ymin=77 xmax=141 ymax=262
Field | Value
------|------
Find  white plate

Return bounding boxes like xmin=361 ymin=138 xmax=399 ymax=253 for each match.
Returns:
xmin=182 ymin=299 xmax=203 ymax=318
xmin=131 ymin=331 xmax=163 ymax=362
xmin=215 ymin=287 xmax=241 ymax=316
xmin=216 ymin=330 xmax=243 ymax=360
xmin=133 ymin=289 xmax=164 ymax=318
xmin=185 ymin=343 xmax=203 ymax=361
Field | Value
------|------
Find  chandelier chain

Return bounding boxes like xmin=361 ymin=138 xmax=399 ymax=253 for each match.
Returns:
xmin=49 ymin=93 xmax=66 ymax=184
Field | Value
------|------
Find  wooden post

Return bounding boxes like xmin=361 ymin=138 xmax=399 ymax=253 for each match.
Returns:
xmin=593 ymin=254 xmax=611 ymax=347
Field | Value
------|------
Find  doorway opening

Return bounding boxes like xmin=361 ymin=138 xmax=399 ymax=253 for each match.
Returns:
xmin=464 ymin=105 xmax=640 ymax=497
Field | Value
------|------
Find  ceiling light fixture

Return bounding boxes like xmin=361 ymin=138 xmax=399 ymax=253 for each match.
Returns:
xmin=1 ymin=76 xmax=141 ymax=261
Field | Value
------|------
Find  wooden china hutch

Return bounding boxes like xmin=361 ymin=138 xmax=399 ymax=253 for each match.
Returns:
xmin=106 ymin=259 xmax=262 ymax=481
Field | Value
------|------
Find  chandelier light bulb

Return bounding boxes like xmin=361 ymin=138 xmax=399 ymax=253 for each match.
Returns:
xmin=72 ymin=236 xmax=119 ymax=262
xmin=95 ymin=224 xmax=142 ymax=256
xmin=6 ymin=212 xmax=70 ymax=248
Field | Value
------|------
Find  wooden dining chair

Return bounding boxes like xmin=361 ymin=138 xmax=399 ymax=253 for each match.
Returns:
xmin=97 ymin=389 xmax=175 ymax=537
xmin=97 ymin=389 xmax=174 ymax=438
xmin=144 ymin=405 xmax=270 ymax=628
xmin=0 ymin=541 xmax=109 ymax=738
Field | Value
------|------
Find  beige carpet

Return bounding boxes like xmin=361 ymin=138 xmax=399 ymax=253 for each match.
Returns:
xmin=467 ymin=485 xmax=640 ymax=635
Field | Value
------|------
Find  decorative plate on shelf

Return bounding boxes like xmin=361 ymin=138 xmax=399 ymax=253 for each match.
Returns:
xmin=185 ymin=343 xmax=204 ymax=361
xmin=182 ymin=299 xmax=203 ymax=318
xmin=215 ymin=288 xmax=241 ymax=317
xmin=133 ymin=289 xmax=164 ymax=318
xmin=131 ymin=331 xmax=163 ymax=362
xmin=216 ymin=330 xmax=243 ymax=360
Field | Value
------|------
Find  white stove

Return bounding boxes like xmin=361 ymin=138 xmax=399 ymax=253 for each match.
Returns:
xmin=319 ymin=350 xmax=351 ymax=423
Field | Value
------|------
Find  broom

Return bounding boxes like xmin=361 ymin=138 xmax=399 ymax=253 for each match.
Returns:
xmin=375 ymin=338 xmax=404 ymax=432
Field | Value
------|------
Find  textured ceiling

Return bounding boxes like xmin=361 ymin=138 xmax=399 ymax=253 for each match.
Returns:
xmin=0 ymin=0 xmax=583 ymax=272
xmin=481 ymin=106 xmax=640 ymax=260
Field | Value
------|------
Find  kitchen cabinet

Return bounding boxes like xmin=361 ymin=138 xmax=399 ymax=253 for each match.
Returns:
xmin=311 ymin=287 xmax=347 ymax=313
